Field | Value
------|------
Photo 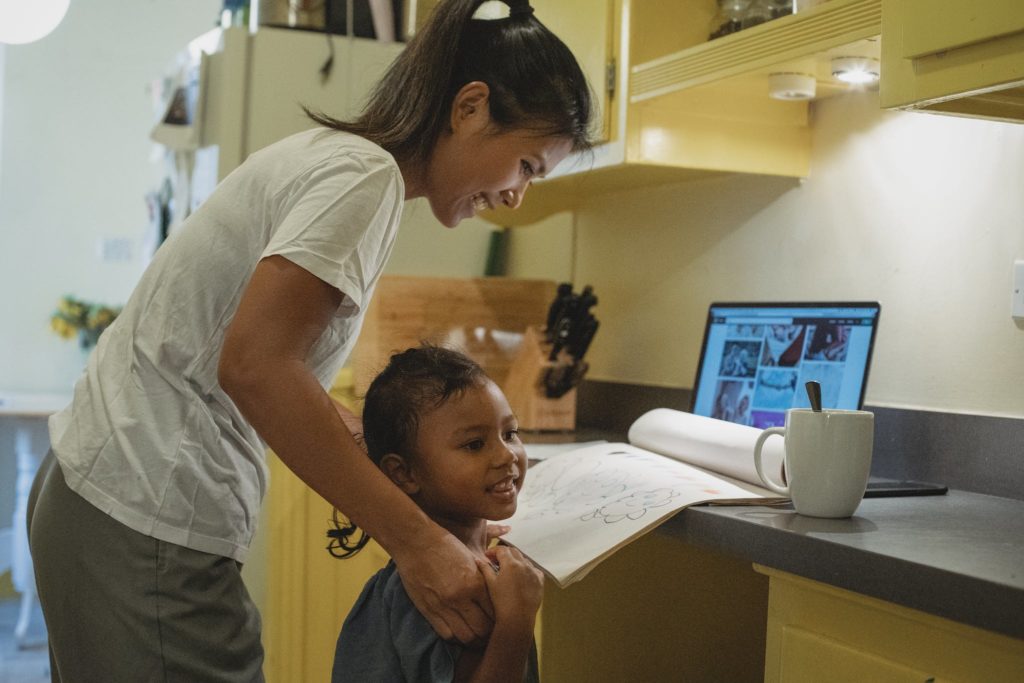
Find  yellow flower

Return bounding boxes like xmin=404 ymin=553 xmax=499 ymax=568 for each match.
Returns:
xmin=50 ymin=316 xmax=76 ymax=339
xmin=50 ymin=295 xmax=122 ymax=345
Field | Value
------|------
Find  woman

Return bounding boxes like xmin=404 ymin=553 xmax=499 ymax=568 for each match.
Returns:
xmin=28 ymin=1 xmax=593 ymax=680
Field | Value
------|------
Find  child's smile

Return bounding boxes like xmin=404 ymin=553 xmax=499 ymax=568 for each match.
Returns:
xmin=486 ymin=475 xmax=518 ymax=504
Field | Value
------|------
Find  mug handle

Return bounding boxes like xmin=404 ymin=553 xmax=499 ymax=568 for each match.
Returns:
xmin=754 ymin=427 xmax=789 ymax=495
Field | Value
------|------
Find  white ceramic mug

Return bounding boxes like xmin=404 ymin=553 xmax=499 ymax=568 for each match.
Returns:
xmin=753 ymin=409 xmax=874 ymax=518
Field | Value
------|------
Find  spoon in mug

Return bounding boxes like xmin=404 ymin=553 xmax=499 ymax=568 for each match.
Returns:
xmin=805 ymin=381 xmax=822 ymax=412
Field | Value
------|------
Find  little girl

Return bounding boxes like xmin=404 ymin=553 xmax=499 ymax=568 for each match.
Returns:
xmin=329 ymin=346 xmax=541 ymax=682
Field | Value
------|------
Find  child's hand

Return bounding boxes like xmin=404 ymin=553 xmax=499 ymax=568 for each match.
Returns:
xmin=485 ymin=524 xmax=511 ymax=546
xmin=478 ymin=545 xmax=544 ymax=630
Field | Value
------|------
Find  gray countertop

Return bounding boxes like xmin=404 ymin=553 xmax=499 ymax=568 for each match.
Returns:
xmin=660 ymin=491 xmax=1024 ymax=640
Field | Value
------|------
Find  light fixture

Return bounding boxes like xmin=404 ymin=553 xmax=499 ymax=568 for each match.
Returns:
xmin=831 ymin=56 xmax=880 ymax=85
xmin=0 ymin=0 xmax=71 ymax=45
xmin=768 ymin=73 xmax=817 ymax=101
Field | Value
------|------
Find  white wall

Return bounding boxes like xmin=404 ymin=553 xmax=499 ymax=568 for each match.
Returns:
xmin=0 ymin=0 xmax=221 ymax=394
xmin=573 ymin=91 xmax=1024 ymax=418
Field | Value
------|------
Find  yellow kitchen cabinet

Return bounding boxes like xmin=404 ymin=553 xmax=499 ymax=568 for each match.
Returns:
xmin=757 ymin=565 xmax=1024 ymax=683
xmin=480 ymin=0 xmax=884 ymax=226
xmin=262 ymin=453 xmax=391 ymax=683
xmin=880 ymin=0 xmax=1024 ymax=123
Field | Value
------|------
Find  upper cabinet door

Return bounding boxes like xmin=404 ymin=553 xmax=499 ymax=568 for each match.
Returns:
xmin=898 ymin=0 xmax=1024 ymax=57
xmin=531 ymin=0 xmax=615 ymax=142
xmin=880 ymin=0 xmax=1024 ymax=123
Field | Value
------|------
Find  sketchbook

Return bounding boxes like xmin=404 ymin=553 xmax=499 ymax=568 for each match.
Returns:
xmin=505 ymin=409 xmax=788 ymax=588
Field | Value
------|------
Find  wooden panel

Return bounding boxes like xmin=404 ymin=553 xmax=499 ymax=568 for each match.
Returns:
xmin=349 ymin=275 xmax=558 ymax=396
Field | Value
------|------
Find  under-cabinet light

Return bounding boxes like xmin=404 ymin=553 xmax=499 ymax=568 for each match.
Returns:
xmin=768 ymin=73 xmax=817 ymax=101
xmin=831 ymin=57 xmax=881 ymax=85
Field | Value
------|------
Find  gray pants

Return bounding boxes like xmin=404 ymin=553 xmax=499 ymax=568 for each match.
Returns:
xmin=28 ymin=452 xmax=265 ymax=683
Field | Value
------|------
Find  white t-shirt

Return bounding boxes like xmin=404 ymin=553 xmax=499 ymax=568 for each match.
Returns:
xmin=49 ymin=128 xmax=405 ymax=562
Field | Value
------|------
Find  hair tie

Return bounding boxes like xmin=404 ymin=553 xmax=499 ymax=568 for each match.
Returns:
xmin=507 ymin=1 xmax=534 ymax=18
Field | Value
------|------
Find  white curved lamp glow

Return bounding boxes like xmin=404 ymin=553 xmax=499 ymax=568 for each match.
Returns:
xmin=0 ymin=0 xmax=71 ymax=45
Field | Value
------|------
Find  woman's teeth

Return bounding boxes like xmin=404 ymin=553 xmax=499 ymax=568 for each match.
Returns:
xmin=472 ymin=194 xmax=489 ymax=213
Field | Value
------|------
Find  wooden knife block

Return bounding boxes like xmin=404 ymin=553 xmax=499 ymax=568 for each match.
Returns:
xmin=346 ymin=274 xmax=559 ymax=403
xmin=504 ymin=326 xmax=576 ymax=432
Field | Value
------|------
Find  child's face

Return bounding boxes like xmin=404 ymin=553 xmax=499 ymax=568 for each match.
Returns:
xmin=406 ymin=379 xmax=527 ymax=526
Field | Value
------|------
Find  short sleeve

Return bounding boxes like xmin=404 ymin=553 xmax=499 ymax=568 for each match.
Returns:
xmin=263 ymin=150 xmax=402 ymax=312
xmin=384 ymin=570 xmax=461 ymax=682
xmin=332 ymin=563 xmax=459 ymax=683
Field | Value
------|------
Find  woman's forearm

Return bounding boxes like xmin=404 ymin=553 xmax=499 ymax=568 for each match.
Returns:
xmin=222 ymin=356 xmax=443 ymax=555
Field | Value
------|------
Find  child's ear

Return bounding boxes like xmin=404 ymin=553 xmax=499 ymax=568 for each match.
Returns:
xmin=380 ymin=454 xmax=420 ymax=495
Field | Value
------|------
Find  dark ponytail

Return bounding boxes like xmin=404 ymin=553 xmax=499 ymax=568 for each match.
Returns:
xmin=306 ymin=0 xmax=594 ymax=165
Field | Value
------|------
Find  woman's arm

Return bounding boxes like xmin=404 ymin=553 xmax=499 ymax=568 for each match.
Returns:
xmin=219 ymin=255 xmax=492 ymax=643
xmin=454 ymin=546 xmax=544 ymax=683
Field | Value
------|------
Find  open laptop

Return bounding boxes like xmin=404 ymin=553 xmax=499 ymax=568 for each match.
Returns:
xmin=689 ymin=301 xmax=946 ymax=498
xmin=691 ymin=302 xmax=880 ymax=427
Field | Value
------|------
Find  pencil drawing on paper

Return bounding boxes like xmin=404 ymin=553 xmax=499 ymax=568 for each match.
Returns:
xmin=519 ymin=449 xmax=689 ymax=524
xmin=580 ymin=488 xmax=680 ymax=523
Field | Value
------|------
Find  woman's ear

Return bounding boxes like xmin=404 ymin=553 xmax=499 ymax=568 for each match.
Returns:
xmin=380 ymin=453 xmax=420 ymax=495
xmin=450 ymin=81 xmax=491 ymax=133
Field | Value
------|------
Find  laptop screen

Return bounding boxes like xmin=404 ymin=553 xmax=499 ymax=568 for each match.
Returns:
xmin=690 ymin=302 xmax=880 ymax=429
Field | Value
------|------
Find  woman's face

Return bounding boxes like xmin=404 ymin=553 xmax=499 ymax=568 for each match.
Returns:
xmin=419 ymin=82 xmax=574 ymax=228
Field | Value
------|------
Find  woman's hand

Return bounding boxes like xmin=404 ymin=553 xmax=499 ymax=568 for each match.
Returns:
xmin=393 ymin=531 xmax=495 ymax=645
